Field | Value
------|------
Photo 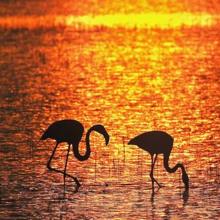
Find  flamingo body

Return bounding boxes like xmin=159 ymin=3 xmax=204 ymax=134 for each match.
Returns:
xmin=40 ymin=119 xmax=109 ymax=193
xmin=41 ymin=119 xmax=84 ymax=145
xmin=128 ymin=130 xmax=189 ymax=190
xmin=128 ymin=131 xmax=173 ymax=155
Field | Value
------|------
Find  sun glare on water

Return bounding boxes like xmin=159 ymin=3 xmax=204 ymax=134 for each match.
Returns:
xmin=65 ymin=12 xmax=215 ymax=28
xmin=0 ymin=12 xmax=216 ymax=29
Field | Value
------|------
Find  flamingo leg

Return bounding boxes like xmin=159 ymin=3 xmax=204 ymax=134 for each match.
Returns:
xmin=152 ymin=154 xmax=162 ymax=188
xmin=47 ymin=142 xmax=81 ymax=192
xmin=150 ymin=154 xmax=162 ymax=189
xmin=47 ymin=142 xmax=59 ymax=170
xmin=63 ymin=144 xmax=70 ymax=196
xmin=150 ymin=155 xmax=155 ymax=190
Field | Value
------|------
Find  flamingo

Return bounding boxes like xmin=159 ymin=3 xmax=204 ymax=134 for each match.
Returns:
xmin=40 ymin=119 xmax=110 ymax=192
xmin=128 ymin=131 xmax=189 ymax=190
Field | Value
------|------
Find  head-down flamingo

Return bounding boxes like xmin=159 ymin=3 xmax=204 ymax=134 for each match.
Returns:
xmin=128 ymin=131 xmax=189 ymax=191
xmin=40 ymin=119 xmax=109 ymax=193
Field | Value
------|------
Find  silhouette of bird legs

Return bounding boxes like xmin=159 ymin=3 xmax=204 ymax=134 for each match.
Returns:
xmin=150 ymin=154 xmax=162 ymax=190
xmin=47 ymin=142 xmax=81 ymax=194
xmin=150 ymin=186 xmax=161 ymax=203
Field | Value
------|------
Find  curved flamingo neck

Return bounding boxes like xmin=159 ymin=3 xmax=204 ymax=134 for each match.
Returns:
xmin=163 ymin=151 xmax=189 ymax=189
xmin=73 ymin=127 xmax=93 ymax=161
xmin=163 ymin=151 xmax=181 ymax=173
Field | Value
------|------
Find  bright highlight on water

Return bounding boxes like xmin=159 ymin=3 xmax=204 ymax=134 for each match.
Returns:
xmin=0 ymin=12 xmax=217 ymax=29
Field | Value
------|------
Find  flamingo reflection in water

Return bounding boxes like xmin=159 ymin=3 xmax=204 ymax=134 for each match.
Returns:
xmin=40 ymin=119 xmax=110 ymax=193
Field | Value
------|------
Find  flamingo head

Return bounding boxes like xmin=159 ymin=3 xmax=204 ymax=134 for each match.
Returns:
xmin=92 ymin=125 xmax=110 ymax=146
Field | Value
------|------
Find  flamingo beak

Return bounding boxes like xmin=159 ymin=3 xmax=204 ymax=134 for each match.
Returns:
xmin=105 ymin=134 xmax=110 ymax=145
xmin=100 ymin=128 xmax=110 ymax=146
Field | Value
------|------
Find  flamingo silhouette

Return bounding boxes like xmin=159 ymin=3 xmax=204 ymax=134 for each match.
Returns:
xmin=40 ymin=119 xmax=109 ymax=192
xmin=128 ymin=131 xmax=189 ymax=190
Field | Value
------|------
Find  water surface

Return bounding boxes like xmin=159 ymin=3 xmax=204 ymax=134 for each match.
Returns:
xmin=0 ymin=3 xmax=220 ymax=220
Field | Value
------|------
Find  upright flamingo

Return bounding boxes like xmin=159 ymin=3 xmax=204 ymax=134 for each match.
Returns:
xmin=128 ymin=131 xmax=189 ymax=190
xmin=40 ymin=119 xmax=109 ymax=192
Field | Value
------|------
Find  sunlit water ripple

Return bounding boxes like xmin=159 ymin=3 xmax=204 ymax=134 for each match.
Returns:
xmin=0 ymin=12 xmax=220 ymax=220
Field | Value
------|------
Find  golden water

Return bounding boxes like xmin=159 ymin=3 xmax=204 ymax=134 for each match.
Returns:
xmin=0 ymin=2 xmax=220 ymax=219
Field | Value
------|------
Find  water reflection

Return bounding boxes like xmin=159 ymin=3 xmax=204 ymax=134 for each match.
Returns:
xmin=150 ymin=188 xmax=189 ymax=219
xmin=0 ymin=6 xmax=220 ymax=220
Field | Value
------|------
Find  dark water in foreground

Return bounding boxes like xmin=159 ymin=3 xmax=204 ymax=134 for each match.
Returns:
xmin=0 ymin=23 xmax=220 ymax=219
